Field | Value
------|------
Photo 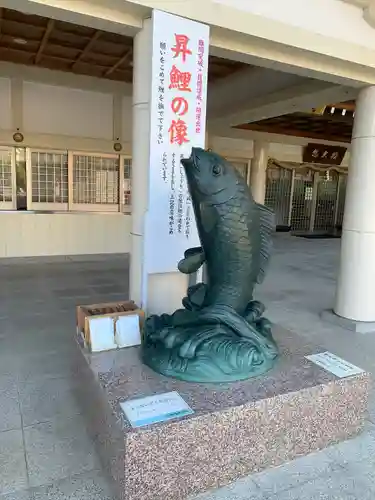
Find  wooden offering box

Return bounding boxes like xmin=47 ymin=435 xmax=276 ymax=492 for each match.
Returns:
xmin=76 ymin=300 xmax=144 ymax=352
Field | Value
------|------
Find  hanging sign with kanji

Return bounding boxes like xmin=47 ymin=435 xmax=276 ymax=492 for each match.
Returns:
xmin=303 ymin=143 xmax=347 ymax=166
xmin=146 ymin=10 xmax=209 ymax=274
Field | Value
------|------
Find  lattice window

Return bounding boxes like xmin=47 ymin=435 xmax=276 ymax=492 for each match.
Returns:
xmin=28 ymin=150 xmax=68 ymax=210
xmin=71 ymin=153 xmax=120 ymax=211
xmin=123 ymin=157 xmax=132 ymax=209
xmin=25 ymin=149 xmax=132 ymax=213
xmin=0 ymin=148 xmax=14 ymax=209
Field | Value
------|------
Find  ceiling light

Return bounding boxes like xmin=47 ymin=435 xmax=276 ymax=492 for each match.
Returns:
xmin=13 ymin=38 xmax=28 ymax=45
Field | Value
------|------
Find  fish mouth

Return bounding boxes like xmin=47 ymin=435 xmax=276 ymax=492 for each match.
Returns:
xmin=181 ymin=147 xmax=205 ymax=171
xmin=181 ymin=147 xmax=225 ymax=199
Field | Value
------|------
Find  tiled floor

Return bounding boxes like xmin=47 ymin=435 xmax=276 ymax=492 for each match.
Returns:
xmin=195 ymin=234 xmax=375 ymax=500
xmin=0 ymin=256 xmax=128 ymax=499
xmin=1 ymin=238 xmax=375 ymax=500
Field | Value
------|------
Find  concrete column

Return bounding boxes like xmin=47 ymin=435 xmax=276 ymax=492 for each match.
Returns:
xmin=334 ymin=86 xmax=375 ymax=323
xmin=130 ymin=20 xmax=187 ymax=315
xmin=250 ymin=142 xmax=269 ymax=204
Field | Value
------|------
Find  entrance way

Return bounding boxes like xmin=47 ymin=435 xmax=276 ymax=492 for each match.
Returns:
xmin=265 ymin=161 xmax=347 ymax=233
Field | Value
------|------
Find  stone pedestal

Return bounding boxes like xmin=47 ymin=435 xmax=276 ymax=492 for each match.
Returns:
xmin=75 ymin=326 xmax=370 ymax=500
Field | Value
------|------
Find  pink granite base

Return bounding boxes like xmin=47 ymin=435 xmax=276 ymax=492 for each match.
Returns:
xmin=74 ymin=326 xmax=370 ymax=500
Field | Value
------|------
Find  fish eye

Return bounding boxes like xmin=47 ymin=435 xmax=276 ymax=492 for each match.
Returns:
xmin=212 ymin=164 xmax=222 ymax=176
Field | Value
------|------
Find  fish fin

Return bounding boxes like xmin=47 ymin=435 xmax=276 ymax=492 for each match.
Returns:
xmin=184 ymin=246 xmax=203 ymax=258
xmin=255 ymin=203 xmax=275 ymax=284
xmin=178 ymin=247 xmax=205 ymax=274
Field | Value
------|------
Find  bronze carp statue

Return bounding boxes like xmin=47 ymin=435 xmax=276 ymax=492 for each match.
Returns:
xmin=142 ymin=147 xmax=279 ymax=383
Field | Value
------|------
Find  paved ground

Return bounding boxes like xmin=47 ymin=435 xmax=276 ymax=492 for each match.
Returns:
xmin=1 ymin=235 xmax=375 ymax=499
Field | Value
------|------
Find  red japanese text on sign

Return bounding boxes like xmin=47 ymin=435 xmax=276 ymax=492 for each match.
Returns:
xmin=168 ymin=33 xmax=193 ymax=146
xmin=169 ymin=119 xmax=190 ymax=145
xmin=169 ymin=65 xmax=192 ymax=92
xmin=172 ymin=34 xmax=192 ymax=62
xmin=171 ymin=97 xmax=189 ymax=116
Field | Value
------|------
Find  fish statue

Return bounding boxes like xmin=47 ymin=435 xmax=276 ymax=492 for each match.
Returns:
xmin=142 ymin=147 xmax=279 ymax=383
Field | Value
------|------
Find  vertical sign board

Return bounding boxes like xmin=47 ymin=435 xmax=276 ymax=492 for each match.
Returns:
xmin=145 ymin=10 xmax=209 ymax=274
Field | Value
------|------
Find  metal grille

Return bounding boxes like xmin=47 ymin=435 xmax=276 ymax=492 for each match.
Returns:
xmin=314 ymin=171 xmax=339 ymax=231
xmin=0 ymin=148 xmax=13 ymax=203
xmin=265 ymin=166 xmax=293 ymax=226
xmin=31 ymin=151 xmax=68 ymax=203
xmin=123 ymin=157 xmax=132 ymax=207
xmin=73 ymin=154 xmax=119 ymax=205
xmin=335 ymin=174 xmax=347 ymax=228
xmin=290 ymin=168 xmax=314 ymax=231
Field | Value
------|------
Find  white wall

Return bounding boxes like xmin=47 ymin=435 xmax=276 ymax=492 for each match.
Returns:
xmin=0 ymin=63 xmax=132 ymax=258
xmin=0 ymin=78 xmax=11 ymax=131
xmin=0 ymin=213 xmax=131 ymax=258
xmin=0 ymin=62 xmax=132 ymax=153
xmin=23 ymin=82 xmax=113 ymax=140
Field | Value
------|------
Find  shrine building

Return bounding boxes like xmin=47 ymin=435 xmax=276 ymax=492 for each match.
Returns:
xmin=0 ymin=0 xmax=374 ymax=327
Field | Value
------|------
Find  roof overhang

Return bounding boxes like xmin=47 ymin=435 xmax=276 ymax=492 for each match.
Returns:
xmin=340 ymin=0 xmax=375 ymax=28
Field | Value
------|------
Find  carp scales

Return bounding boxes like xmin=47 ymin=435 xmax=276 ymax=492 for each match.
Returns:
xmin=179 ymin=147 xmax=274 ymax=314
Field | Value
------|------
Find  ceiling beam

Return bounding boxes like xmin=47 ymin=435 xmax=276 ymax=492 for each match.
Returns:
xmin=304 ymin=111 xmax=354 ymax=125
xmin=208 ymin=66 xmax=307 ymax=120
xmin=327 ymin=101 xmax=356 ymax=112
xmin=1 ymin=0 xmax=375 ymax=87
xmin=72 ymin=30 xmax=101 ymax=70
xmin=0 ymin=46 xmax=133 ymax=77
xmin=208 ymin=123 xmax=351 ymax=148
xmin=0 ymin=60 xmax=133 ymax=95
xmin=35 ymin=18 xmax=55 ymax=65
xmin=236 ymin=123 xmax=351 ymax=144
xmin=104 ymin=48 xmax=132 ymax=77
xmin=208 ymin=65 xmax=358 ymax=128
xmin=1 ymin=31 xmax=129 ymax=63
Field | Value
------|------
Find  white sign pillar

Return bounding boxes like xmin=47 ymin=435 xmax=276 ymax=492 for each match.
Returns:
xmin=131 ymin=11 xmax=209 ymax=315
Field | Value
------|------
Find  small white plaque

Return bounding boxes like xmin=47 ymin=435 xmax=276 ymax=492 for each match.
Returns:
xmin=120 ymin=391 xmax=194 ymax=428
xmin=305 ymin=352 xmax=364 ymax=378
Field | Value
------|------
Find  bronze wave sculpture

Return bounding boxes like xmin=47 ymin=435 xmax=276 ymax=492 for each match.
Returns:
xmin=142 ymin=148 xmax=279 ymax=382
